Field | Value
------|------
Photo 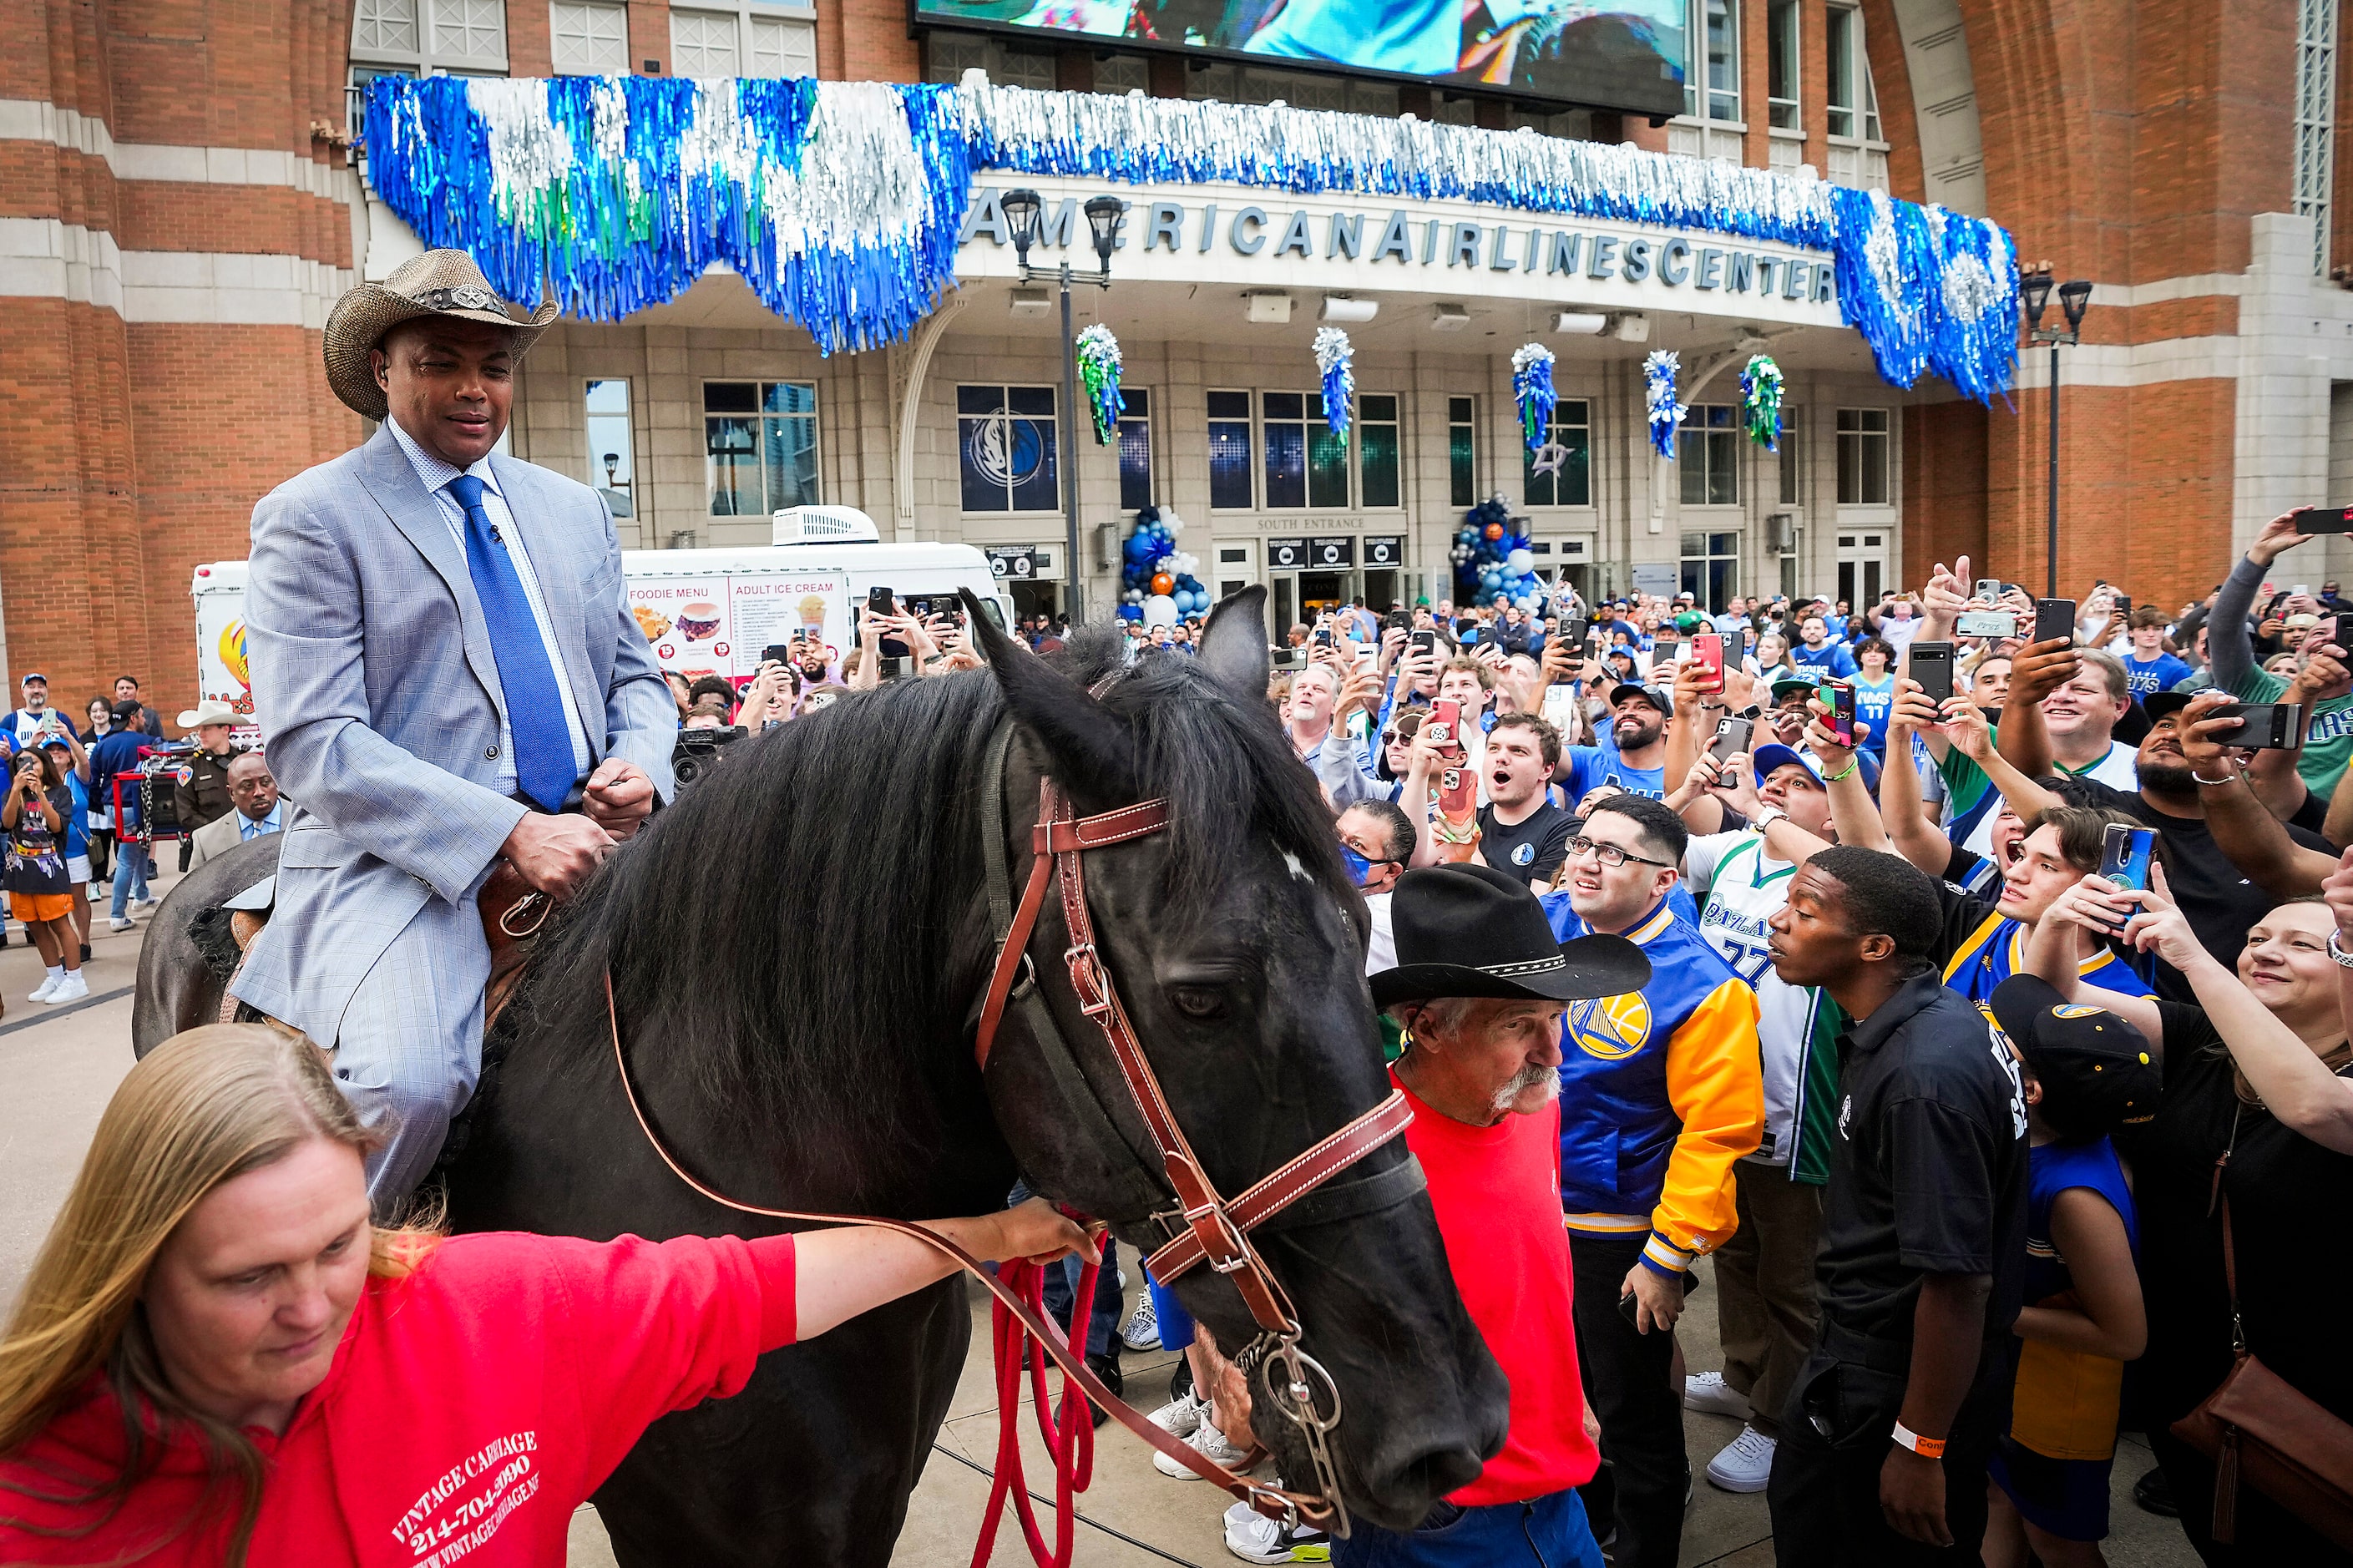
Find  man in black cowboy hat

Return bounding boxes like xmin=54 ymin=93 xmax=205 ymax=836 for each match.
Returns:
xmin=1312 ymin=862 xmax=1647 ymax=1567
xmin=230 ymin=249 xmax=677 ymax=1204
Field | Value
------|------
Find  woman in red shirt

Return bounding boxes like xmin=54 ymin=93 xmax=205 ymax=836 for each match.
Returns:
xmin=0 ymin=1023 xmax=1089 ymax=1565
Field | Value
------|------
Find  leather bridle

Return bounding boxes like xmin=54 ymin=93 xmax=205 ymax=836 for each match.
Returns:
xmin=969 ymin=714 xmax=1421 ymax=1536
xmin=608 ymin=707 xmax=1423 ymax=1544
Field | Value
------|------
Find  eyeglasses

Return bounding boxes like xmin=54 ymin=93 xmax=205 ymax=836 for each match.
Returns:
xmin=1564 ymin=835 xmax=1676 ymax=871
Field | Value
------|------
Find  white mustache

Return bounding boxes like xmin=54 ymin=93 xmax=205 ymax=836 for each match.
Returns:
xmin=1491 ymin=1060 xmax=1561 ymax=1114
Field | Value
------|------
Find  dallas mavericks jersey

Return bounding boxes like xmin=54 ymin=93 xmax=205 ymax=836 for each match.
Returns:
xmin=1694 ymin=835 xmax=1839 ymax=1183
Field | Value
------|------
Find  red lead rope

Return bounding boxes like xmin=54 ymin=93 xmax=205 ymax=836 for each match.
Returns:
xmin=971 ymin=1254 xmax=1102 ymax=1568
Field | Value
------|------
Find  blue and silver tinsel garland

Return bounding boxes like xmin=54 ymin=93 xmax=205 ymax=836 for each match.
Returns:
xmin=1643 ymin=352 xmax=1686 ymax=459
xmin=1313 ymin=327 xmax=1355 ymax=448
xmin=360 ymin=76 xmax=2017 ymax=397
xmin=364 ymin=73 xmax=973 ymax=356
xmin=1511 ymin=343 xmax=1557 ymax=456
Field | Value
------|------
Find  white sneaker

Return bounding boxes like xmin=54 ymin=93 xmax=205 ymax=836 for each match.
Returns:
xmin=128 ymin=898 xmax=157 ymax=913
xmin=43 ymin=973 xmax=87 ymax=1005
xmin=1704 ymin=1425 xmax=1778 ymax=1493
xmin=1152 ymin=1415 xmax=1252 ymax=1479
xmin=108 ymin=917 xmax=134 ymax=933
xmin=1122 ymin=1292 xmax=1161 ymax=1350
xmin=1147 ymin=1388 xmax=1205 ymax=1439
xmin=1222 ymin=1498 xmax=1333 ymax=1563
xmin=1683 ymin=1370 xmax=1752 ymax=1419
xmin=27 ymin=974 xmax=58 ymax=1004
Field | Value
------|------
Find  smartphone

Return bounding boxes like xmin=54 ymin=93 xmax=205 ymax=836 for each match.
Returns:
xmin=1409 ymin=629 xmax=1437 ymax=655
xmin=1313 ymin=626 xmax=1333 ymax=649
xmin=1559 ymin=618 xmax=1587 ymax=650
xmin=866 ymin=585 xmax=895 ymax=620
xmin=1821 ymin=680 xmax=1855 ymax=746
xmin=2115 ymin=594 xmax=2133 ymax=617
xmin=760 ymin=643 xmax=792 ymax=669
xmin=1456 ymin=618 xmax=1479 ymax=637
xmin=1909 ymin=641 xmax=1956 ymax=706
xmin=2098 ymin=823 xmax=2156 ymax=893
xmin=1955 ymin=609 xmax=2018 ymax=639
xmin=2034 ymin=598 xmax=2077 ymax=645
xmin=1689 ymin=633 xmax=1726 ymax=695
xmin=2209 ymin=702 xmax=2305 ymax=749
xmin=1428 ymin=699 xmax=1463 ymax=753
xmin=1974 ymin=578 xmax=2002 ymax=604
xmin=1708 ymin=716 xmax=1754 ymax=764
xmin=2292 ymin=506 xmax=2353 ymax=534
xmin=1384 ymin=609 xmax=1411 ymax=633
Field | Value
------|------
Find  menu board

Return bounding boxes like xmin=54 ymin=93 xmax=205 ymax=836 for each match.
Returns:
xmin=628 ymin=570 xmax=850 ymax=682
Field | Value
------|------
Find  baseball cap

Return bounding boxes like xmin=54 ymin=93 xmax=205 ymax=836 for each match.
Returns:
xmin=1749 ymin=743 xmax=1825 ymax=789
xmin=2286 ymin=612 xmax=2321 ymax=631
xmin=1988 ymin=975 xmax=2162 ymax=1141
xmin=1769 ymin=676 xmax=1819 ymax=704
xmin=2143 ymin=687 xmax=2229 ymax=724
xmin=1608 ymin=682 xmax=1673 ymax=718
xmin=1674 ymin=612 xmax=1704 ymax=632
xmin=18 ymin=673 xmax=43 ymax=686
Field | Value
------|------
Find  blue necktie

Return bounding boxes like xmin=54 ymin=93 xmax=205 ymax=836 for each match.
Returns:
xmin=447 ymin=474 xmax=576 ymax=812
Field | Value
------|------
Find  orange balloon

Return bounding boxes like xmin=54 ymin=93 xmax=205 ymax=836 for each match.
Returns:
xmin=1150 ymin=572 xmax=1175 ymax=596
xmin=1484 ymin=522 xmax=1505 ymax=541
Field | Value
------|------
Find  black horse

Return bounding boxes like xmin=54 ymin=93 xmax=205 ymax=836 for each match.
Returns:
xmin=136 ymin=590 xmax=1509 ymax=1564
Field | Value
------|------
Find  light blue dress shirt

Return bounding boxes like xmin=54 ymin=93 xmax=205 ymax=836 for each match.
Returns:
xmin=386 ymin=419 xmax=594 ymax=795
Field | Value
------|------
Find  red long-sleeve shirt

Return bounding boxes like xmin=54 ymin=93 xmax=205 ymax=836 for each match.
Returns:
xmin=0 ymin=1231 xmax=797 ymax=1565
xmin=1396 ymin=1075 xmax=1601 ymax=1505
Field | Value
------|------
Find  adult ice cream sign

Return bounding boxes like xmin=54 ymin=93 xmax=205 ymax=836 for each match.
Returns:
xmin=629 ymin=572 xmax=850 ymax=680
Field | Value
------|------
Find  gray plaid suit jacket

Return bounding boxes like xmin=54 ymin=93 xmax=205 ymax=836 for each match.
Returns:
xmin=229 ymin=422 xmax=675 ymax=1053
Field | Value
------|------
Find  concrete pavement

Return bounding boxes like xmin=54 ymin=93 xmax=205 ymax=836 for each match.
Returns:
xmin=0 ymin=900 xmax=2197 ymax=1567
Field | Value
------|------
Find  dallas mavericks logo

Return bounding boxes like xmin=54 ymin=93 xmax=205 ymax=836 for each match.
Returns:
xmin=1570 ymin=991 xmax=1652 ymax=1060
xmin=966 ymin=411 xmax=1047 ymax=489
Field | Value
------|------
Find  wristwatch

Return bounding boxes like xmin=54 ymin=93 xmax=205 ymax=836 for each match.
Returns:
xmin=2328 ymin=931 xmax=2353 ymax=970
xmin=1752 ymin=804 xmax=1788 ymax=834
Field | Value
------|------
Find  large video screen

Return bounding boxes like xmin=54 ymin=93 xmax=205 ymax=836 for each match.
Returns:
xmin=918 ymin=0 xmax=1688 ymax=119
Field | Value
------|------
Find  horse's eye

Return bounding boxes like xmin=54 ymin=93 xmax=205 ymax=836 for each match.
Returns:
xmin=1168 ymin=986 xmax=1225 ymax=1020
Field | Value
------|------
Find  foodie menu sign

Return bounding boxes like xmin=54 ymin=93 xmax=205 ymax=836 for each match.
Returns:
xmin=627 ymin=570 xmax=852 ymax=680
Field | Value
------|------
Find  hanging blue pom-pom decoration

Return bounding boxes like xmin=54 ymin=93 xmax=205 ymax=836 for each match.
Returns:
xmin=1075 ymin=323 xmax=1126 ymax=446
xmin=1313 ymin=327 xmax=1355 ymax=448
xmin=1643 ymin=350 xmax=1687 ymax=459
xmin=1511 ymin=343 xmax=1557 ymax=457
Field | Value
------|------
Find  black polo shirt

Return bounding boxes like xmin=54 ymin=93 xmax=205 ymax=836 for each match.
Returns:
xmin=1814 ymin=970 xmax=2029 ymax=1346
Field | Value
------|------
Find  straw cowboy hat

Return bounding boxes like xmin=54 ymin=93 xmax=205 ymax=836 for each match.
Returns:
xmin=322 ymin=249 xmax=560 ymax=422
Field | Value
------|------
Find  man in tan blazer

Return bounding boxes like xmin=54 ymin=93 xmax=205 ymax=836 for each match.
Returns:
xmin=188 ymin=752 xmax=282 ymax=868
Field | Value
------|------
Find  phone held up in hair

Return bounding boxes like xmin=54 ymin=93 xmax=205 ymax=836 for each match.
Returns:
xmin=1909 ymin=641 xmax=1956 ymax=706
xmin=1689 ymin=633 xmax=1726 ymax=695
xmin=2034 ymin=599 xmax=2077 ymax=646
xmin=2099 ymin=823 xmax=2157 ymax=895
xmin=2210 ymin=702 xmax=2305 ymax=750
xmin=1708 ymin=716 xmax=1754 ymax=765
xmin=1819 ymin=680 xmax=1856 ymax=746
xmin=2292 ymin=506 xmax=2353 ymax=535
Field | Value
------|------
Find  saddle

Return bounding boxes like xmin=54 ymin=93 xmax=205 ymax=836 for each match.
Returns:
xmin=210 ymin=861 xmax=551 ymax=1033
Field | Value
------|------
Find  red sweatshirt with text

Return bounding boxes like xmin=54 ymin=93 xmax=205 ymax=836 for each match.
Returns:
xmin=0 ymin=1231 xmax=797 ymax=1566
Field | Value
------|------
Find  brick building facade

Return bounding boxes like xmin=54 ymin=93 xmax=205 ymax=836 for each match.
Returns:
xmin=4 ymin=0 xmax=2349 ymax=712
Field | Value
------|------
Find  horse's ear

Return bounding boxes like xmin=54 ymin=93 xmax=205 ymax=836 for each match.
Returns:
xmin=959 ymin=590 xmax=1140 ymax=798
xmin=1195 ymin=586 xmax=1270 ymax=701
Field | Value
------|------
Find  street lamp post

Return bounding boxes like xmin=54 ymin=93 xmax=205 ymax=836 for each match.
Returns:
xmin=999 ymin=190 xmax=1125 ymax=625
xmin=2021 ymin=268 xmax=2092 ymax=597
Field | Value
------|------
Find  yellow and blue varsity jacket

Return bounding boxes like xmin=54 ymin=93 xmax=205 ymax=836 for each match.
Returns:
xmin=1539 ymin=894 xmax=1765 ymax=1277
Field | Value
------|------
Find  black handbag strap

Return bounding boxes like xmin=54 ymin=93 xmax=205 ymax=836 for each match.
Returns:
xmin=2209 ymin=1105 xmax=2247 ymax=1357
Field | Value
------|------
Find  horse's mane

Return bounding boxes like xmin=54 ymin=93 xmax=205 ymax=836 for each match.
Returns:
xmin=517 ymin=626 xmax=1349 ymax=1200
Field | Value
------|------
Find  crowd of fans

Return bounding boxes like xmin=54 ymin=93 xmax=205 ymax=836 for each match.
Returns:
xmin=0 ymin=674 xmax=281 ymax=1014
xmin=982 ymin=511 xmax=2353 ymax=1567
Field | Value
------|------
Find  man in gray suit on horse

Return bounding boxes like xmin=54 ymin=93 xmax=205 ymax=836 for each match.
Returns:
xmin=232 ymin=250 xmax=676 ymax=1203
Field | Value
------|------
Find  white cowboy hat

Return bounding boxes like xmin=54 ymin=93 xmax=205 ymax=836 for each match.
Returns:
xmin=177 ymin=700 xmax=239 ymax=730
xmin=321 ymin=249 xmax=560 ymax=421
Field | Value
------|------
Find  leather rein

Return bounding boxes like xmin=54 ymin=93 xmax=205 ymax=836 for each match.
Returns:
xmin=605 ymin=714 xmax=1419 ymax=1553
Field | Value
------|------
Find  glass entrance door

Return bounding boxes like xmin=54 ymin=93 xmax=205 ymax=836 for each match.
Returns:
xmin=1300 ymin=570 xmax=1349 ymax=621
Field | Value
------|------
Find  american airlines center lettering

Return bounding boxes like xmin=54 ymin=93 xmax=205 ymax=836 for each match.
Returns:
xmin=959 ymin=190 xmax=1836 ymax=305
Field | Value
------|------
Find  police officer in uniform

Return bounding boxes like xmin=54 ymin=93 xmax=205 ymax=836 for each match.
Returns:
xmin=171 ymin=699 xmax=240 ymax=871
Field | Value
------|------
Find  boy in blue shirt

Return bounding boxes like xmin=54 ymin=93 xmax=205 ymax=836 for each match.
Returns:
xmin=2118 ymin=607 xmax=2194 ymax=697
